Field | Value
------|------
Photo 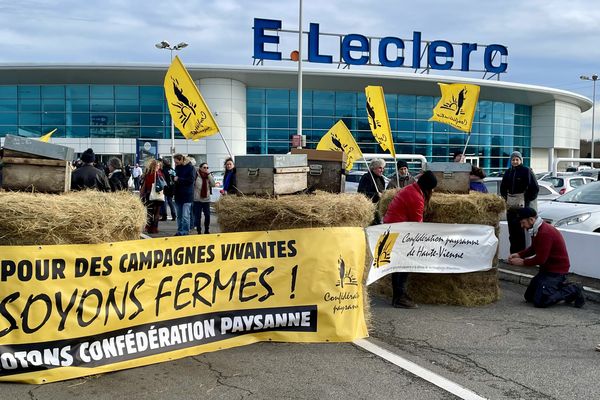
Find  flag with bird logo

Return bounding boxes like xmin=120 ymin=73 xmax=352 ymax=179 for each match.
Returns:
xmin=429 ymin=83 xmax=480 ymax=133
xmin=164 ymin=55 xmax=219 ymax=140
xmin=365 ymin=86 xmax=395 ymax=157
xmin=39 ymin=128 xmax=57 ymax=143
xmin=316 ymin=120 xmax=363 ymax=170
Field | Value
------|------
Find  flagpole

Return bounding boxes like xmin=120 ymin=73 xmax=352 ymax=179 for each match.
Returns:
xmin=218 ymin=131 xmax=234 ymax=159
xmin=461 ymin=133 xmax=472 ymax=160
xmin=297 ymin=0 xmax=303 ymax=139
xmin=393 ymin=154 xmax=400 ymax=187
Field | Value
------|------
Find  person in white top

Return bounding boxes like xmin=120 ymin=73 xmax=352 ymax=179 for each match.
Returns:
xmin=132 ymin=163 xmax=143 ymax=190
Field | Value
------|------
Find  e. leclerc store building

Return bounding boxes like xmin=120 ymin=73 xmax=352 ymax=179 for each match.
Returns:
xmin=0 ymin=19 xmax=592 ymax=174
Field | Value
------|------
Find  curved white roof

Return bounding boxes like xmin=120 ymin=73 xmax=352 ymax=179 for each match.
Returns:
xmin=0 ymin=63 xmax=591 ymax=111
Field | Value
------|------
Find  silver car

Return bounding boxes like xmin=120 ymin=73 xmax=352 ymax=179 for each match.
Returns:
xmin=537 ymin=180 xmax=600 ymax=233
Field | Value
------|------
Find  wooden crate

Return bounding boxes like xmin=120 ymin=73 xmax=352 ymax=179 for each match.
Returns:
xmin=2 ymin=151 xmax=71 ymax=193
xmin=235 ymin=154 xmax=309 ymax=195
xmin=426 ymin=162 xmax=471 ymax=194
xmin=291 ymin=149 xmax=346 ymax=193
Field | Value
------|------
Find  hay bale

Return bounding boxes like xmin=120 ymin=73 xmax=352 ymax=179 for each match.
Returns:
xmin=425 ymin=192 xmax=505 ymax=226
xmin=406 ymin=269 xmax=499 ymax=306
xmin=374 ymin=191 xmax=505 ymax=306
xmin=377 ymin=188 xmax=400 ymax=219
xmin=215 ymin=192 xmax=375 ymax=232
xmin=0 ymin=191 xmax=146 ymax=245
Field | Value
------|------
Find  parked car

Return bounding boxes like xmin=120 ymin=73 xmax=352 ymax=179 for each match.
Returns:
xmin=483 ymin=177 xmax=502 ymax=195
xmin=536 ymin=181 xmax=561 ymax=202
xmin=535 ymin=171 xmax=552 ymax=180
xmin=211 ymin=170 xmax=224 ymax=187
xmin=345 ymin=171 xmax=364 ymax=193
xmin=537 ymin=181 xmax=600 ymax=233
xmin=541 ymin=175 xmax=595 ymax=195
xmin=575 ymin=168 xmax=600 ymax=179
xmin=483 ymin=178 xmax=559 ymax=202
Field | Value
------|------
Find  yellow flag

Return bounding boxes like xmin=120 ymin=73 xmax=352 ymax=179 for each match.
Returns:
xmin=316 ymin=120 xmax=363 ymax=170
xmin=429 ymin=83 xmax=480 ymax=133
xmin=164 ymin=55 xmax=219 ymax=140
xmin=39 ymin=128 xmax=57 ymax=143
xmin=365 ymin=86 xmax=395 ymax=157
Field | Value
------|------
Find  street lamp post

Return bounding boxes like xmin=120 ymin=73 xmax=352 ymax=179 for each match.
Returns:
xmin=580 ymin=74 xmax=598 ymax=164
xmin=155 ymin=40 xmax=189 ymax=157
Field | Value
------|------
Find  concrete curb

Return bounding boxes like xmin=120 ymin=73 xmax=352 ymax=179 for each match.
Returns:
xmin=498 ymin=268 xmax=600 ymax=304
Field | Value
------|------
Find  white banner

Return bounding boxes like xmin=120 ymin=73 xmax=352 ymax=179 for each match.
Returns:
xmin=366 ymin=222 xmax=498 ymax=285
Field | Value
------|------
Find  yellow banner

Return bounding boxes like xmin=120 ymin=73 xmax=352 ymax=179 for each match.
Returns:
xmin=39 ymin=128 xmax=57 ymax=143
xmin=316 ymin=120 xmax=363 ymax=170
xmin=164 ymin=55 xmax=219 ymax=140
xmin=365 ymin=86 xmax=395 ymax=157
xmin=429 ymin=83 xmax=480 ymax=133
xmin=0 ymin=228 xmax=367 ymax=383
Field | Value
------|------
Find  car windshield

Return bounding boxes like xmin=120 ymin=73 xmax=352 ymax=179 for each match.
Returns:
xmin=554 ymin=181 xmax=600 ymax=204
xmin=346 ymin=173 xmax=365 ymax=183
xmin=535 ymin=172 xmax=549 ymax=180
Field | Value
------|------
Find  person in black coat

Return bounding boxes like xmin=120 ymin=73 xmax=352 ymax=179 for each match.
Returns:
xmin=173 ymin=154 xmax=196 ymax=236
xmin=357 ymin=158 xmax=387 ymax=203
xmin=500 ymin=151 xmax=539 ymax=253
xmin=71 ymin=148 xmax=110 ymax=191
xmin=358 ymin=158 xmax=387 ymax=225
xmin=107 ymin=157 xmax=128 ymax=191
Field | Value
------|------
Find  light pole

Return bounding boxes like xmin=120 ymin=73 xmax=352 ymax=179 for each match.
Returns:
xmin=580 ymin=74 xmax=598 ymax=163
xmin=155 ymin=40 xmax=189 ymax=157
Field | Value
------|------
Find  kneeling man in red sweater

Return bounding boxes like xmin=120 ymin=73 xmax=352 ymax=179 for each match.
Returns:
xmin=508 ymin=207 xmax=585 ymax=308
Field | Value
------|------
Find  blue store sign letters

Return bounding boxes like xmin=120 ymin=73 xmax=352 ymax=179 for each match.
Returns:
xmin=253 ymin=18 xmax=508 ymax=74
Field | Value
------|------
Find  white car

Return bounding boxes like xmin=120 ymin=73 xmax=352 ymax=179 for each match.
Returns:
xmin=537 ymin=181 xmax=600 ymax=233
xmin=344 ymin=171 xmax=364 ymax=193
xmin=542 ymin=175 xmax=595 ymax=195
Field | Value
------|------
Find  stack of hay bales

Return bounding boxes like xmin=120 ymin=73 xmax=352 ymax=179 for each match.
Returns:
xmin=0 ymin=191 xmax=146 ymax=245
xmin=374 ymin=190 xmax=506 ymax=306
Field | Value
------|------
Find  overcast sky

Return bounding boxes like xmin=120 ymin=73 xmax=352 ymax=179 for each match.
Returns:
xmin=1 ymin=0 xmax=598 ymax=138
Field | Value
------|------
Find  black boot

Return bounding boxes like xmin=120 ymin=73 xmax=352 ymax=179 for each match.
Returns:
xmin=573 ymin=284 xmax=585 ymax=308
xmin=392 ymin=295 xmax=418 ymax=309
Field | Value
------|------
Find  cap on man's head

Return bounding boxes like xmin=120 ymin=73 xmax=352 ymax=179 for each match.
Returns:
xmin=517 ymin=207 xmax=537 ymax=220
xmin=510 ymin=151 xmax=523 ymax=162
xmin=81 ymin=148 xmax=95 ymax=163
xmin=397 ymin=160 xmax=408 ymax=169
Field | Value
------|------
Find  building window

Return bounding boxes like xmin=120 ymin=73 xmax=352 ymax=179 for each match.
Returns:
xmin=246 ymin=87 xmax=532 ymax=173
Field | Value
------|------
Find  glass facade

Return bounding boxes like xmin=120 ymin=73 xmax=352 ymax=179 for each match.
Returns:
xmin=247 ymin=88 xmax=532 ymax=173
xmin=0 ymin=84 xmax=185 ymax=141
xmin=0 ymin=83 xmax=532 ymax=174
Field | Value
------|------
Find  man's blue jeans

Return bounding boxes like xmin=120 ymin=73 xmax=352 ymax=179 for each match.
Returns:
xmin=174 ymin=202 xmax=192 ymax=235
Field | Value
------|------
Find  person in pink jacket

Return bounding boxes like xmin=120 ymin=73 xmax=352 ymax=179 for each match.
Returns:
xmin=383 ymin=170 xmax=437 ymax=308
